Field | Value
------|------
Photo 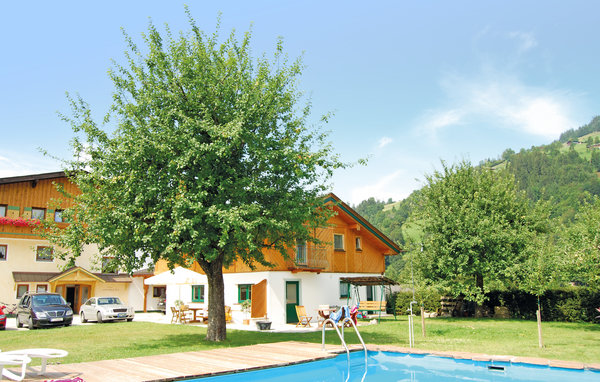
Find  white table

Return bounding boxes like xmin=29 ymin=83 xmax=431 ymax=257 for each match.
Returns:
xmin=3 ymin=348 xmax=68 ymax=375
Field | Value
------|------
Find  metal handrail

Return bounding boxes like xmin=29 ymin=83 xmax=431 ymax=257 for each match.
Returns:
xmin=321 ymin=316 xmax=368 ymax=382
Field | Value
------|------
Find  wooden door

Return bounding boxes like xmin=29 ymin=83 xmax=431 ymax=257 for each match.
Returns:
xmin=285 ymin=281 xmax=299 ymax=324
xmin=251 ymin=279 xmax=267 ymax=318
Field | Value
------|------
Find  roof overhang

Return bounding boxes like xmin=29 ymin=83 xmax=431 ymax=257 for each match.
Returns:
xmin=323 ymin=193 xmax=402 ymax=255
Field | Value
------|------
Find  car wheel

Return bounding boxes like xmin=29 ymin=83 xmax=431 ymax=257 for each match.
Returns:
xmin=81 ymin=312 xmax=88 ymax=323
xmin=127 ymin=318 xmax=133 ymax=322
xmin=28 ymin=316 xmax=36 ymax=330
xmin=97 ymin=311 xmax=103 ymax=323
xmin=16 ymin=316 xmax=23 ymax=328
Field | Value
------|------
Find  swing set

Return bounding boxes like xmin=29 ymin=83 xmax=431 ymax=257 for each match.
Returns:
xmin=340 ymin=276 xmax=398 ymax=323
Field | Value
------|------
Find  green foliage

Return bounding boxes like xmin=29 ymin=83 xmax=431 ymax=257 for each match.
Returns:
xmin=558 ymin=115 xmax=600 ymax=143
xmin=50 ymin=11 xmax=344 ymax=341
xmin=392 ymin=288 xmax=441 ymax=315
xmin=485 ymin=288 xmax=600 ymax=322
xmin=507 ymin=147 xmax=600 ymax=221
xmin=562 ymin=195 xmax=600 ymax=288
xmin=415 ymin=160 xmax=545 ymax=304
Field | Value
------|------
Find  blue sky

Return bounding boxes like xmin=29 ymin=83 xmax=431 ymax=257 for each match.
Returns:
xmin=1 ymin=1 xmax=599 ymax=205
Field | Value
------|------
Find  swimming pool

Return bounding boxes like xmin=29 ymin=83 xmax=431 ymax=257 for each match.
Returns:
xmin=184 ymin=350 xmax=599 ymax=382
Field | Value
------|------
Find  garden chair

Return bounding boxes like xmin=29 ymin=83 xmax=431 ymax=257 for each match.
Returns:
xmin=224 ymin=305 xmax=232 ymax=323
xmin=170 ymin=306 xmax=180 ymax=324
xmin=295 ymin=305 xmax=313 ymax=327
xmin=179 ymin=305 xmax=191 ymax=324
xmin=0 ymin=353 xmax=31 ymax=381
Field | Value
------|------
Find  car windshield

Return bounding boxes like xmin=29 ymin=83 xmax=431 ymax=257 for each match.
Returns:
xmin=98 ymin=297 xmax=122 ymax=305
xmin=32 ymin=294 xmax=66 ymax=306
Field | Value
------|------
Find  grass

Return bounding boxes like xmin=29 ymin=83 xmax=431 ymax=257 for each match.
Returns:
xmin=2 ymin=317 xmax=599 ymax=365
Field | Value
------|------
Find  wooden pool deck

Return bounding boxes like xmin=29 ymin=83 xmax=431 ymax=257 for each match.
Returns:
xmin=19 ymin=341 xmax=357 ymax=382
xmin=15 ymin=341 xmax=600 ymax=382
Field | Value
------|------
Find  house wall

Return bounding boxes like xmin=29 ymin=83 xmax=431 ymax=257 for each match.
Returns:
xmin=161 ymin=271 xmax=386 ymax=327
xmin=0 ymin=237 xmax=100 ymax=305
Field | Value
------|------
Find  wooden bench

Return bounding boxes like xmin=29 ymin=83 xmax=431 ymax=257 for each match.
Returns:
xmin=358 ymin=301 xmax=387 ymax=315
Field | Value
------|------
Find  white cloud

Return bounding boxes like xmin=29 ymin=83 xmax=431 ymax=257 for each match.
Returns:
xmin=0 ymin=151 xmax=61 ymax=178
xmin=417 ymin=73 xmax=576 ymax=140
xmin=378 ymin=137 xmax=393 ymax=148
xmin=349 ymin=170 xmax=406 ymax=204
xmin=508 ymin=31 xmax=538 ymax=53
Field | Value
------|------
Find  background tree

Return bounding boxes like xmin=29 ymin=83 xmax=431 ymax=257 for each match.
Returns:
xmin=563 ymin=195 xmax=600 ymax=289
xmin=54 ymin=11 xmax=344 ymax=341
xmin=518 ymin=218 xmax=561 ymax=348
xmin=414 ymin=160 xmax=540 ymax=316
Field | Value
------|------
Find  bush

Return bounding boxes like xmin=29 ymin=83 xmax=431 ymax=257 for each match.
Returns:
xmin=484 ymin=288 xmax=600 ymax=322
xmin=390 ymin=288 xmax=441 ymax=316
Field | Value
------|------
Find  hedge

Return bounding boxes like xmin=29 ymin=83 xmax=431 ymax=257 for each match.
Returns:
xmin=389 ymin=288 xmax=600 ymax=322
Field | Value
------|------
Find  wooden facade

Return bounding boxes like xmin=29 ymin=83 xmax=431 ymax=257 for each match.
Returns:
xmin=156 ymin=193 xmax=400 ymax=276
xmin=0 ymin=172 xmax=76 ymax=239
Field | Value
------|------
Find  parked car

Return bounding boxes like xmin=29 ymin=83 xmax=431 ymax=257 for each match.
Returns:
xmin=157 ymin=297 xmax=166 ymax=314
xmin=79 ymin=297 xmax=134 ymax=323
xmin=16 ymin=292 xmax=73 ymax=329
xmin=0 ymin=305 xmax=6 ymax=330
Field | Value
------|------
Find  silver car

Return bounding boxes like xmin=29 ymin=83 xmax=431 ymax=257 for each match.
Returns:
xmin=79 ymin=297 xmax=134 ymax=323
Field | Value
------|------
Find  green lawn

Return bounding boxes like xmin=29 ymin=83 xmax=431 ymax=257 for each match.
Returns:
xmin=3 ymin=317 xmax=599 ymax=365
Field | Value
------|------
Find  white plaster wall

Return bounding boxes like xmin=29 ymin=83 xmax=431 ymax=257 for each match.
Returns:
xmin=126 ymin=276 xmax=148 ymax=311
xmin=157 ymin=271 xmax=387 ymax=327
xmin=0 ymin=237 xmax=100 ymax=305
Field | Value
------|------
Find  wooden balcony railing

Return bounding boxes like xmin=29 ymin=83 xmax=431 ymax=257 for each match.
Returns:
xmin=286 ymin=244 xmax=328 ymax=273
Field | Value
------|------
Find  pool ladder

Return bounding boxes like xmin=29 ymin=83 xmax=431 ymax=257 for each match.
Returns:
xmin=321 ymin=317 xmax=368 ymax=382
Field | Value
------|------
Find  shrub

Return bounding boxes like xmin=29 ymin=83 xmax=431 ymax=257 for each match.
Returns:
xmin=391 ymin=288 xmax=441 ymax=316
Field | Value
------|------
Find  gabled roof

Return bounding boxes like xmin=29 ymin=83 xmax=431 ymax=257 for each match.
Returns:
xmin=13 ymin=268 xmax=135 ymax=283
xmin=0 ymin=171 xmax=67 ymax=185
xmin=323 ymin=193 xmax=402 ymax=255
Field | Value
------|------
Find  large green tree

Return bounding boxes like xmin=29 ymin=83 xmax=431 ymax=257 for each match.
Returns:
xmin=563 ymin=195 xmax=600 ymax=289
xmin=55 ymin=12 xmax=343 ymax=341
xmin=415 ymin=160 xmax=542 ymax=314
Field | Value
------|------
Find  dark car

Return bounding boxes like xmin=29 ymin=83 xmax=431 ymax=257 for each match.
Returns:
xmin=0 ymin=305 xmax=6 ymax=330
xmin=16 ymin=292 xmax=73 ymax=329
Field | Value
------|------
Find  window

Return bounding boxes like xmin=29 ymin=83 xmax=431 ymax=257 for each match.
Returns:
xmin=36 ymin=284 xmax=48 ymax=293
xmin=238 ymin=284 xmax=253 ymax=303
xmin=192 ymin=285 xmax=205 ymax=302
xmin=0 ymin=204 xmax=6 ymax=217
xmin=0 ymin=244 xmax=6 ymax=261
xmin=54 ymin=210 xmax=64 ymax=223
xmin=334 ymin=234 xmax=345 ymax=251
xmin=339 ymin=281 xmax=349 ymax=298
xmin=355 ymin=237 xmax=362 ymax=251
xmin=16 ymin=284 xmax=29 ymax=298
xmin=31 ymin=207 xmax=45 ymax=220
xmin=153 ymin=286 xmax=166 ymax=298
xmin=36 ymin=246 xmax=53 ymax=262
xmin=295 ymin=239 xmax=307 ymax=265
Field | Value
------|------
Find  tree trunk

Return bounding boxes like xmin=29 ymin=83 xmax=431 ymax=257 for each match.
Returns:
xmin=474 ymin=274 xmax=484 ymax=318
xmin=537 ymin=299 xmax=543 ymax=348
xmin=202 ymin=258 xmax=227 ymax=342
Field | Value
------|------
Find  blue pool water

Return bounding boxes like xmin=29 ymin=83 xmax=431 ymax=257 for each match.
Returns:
xmin=184 ymin=351 xmax=599 ymax=382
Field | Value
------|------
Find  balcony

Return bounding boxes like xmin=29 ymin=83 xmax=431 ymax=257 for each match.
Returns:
xmin=286 ymin=244 xmax=328 ymax=273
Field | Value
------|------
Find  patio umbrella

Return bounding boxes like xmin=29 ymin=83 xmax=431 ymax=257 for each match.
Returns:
xmin=144 ymin=267 xmax=207 ymax=302
xmin=144 ymin=266 xmax=206 ymax=285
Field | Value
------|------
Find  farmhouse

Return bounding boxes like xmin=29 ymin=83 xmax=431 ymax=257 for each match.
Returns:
xmin=0 ymin=171 xmax=401 ymax=327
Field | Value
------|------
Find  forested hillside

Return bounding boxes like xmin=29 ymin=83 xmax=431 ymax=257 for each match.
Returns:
xmin=354 ymin=115 xmax=600 ymax=282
